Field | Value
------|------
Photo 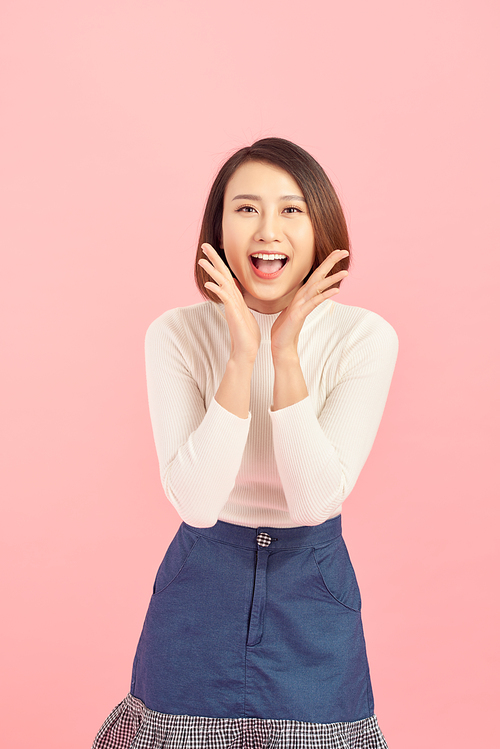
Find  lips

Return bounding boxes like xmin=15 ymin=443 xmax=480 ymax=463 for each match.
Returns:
xmin=249 ymin=253 xmax=289 ymax=279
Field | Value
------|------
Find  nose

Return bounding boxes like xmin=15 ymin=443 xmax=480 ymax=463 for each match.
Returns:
xmin=253 ymin=211 xmax=283 ymax=244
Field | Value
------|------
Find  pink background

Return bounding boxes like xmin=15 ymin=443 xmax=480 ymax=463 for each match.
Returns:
xmin=1 ymin=1 xmax=498 ymax=747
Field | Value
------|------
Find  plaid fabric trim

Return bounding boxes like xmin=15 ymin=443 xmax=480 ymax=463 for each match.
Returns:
xmin=92 ymin=693 xmax=389 ymax=749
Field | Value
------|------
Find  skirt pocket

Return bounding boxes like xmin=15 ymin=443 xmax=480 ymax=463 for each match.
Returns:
xmin=312 ymin=536 xmax=362 ymax=613
xmin=152 ymin=523 xmax=200 ymax=597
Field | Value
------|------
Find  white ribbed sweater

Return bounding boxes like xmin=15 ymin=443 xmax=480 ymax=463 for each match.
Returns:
xmin=145 ymin=299 xmax=399 ymax=529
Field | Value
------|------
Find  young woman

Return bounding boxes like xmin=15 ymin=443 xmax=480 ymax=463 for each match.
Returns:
xmin=92 ymin=137 xmax=399 ymax=749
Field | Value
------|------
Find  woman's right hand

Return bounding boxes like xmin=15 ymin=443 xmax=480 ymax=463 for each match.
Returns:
xmin=198 ymin=243 xmax=261 ymax=363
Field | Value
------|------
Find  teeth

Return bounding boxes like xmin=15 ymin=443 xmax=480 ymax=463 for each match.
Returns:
xmin=251 ymin=253 xmax=287 ymax=260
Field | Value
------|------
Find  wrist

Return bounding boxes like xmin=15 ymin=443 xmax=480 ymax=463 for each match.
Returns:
xmin=228 ymin=354 xmax=256 ymax=371
xmin=271 ymin=348 xmax=300 ymax=368
xmin=271 ymin=354 xmax=308 ymax=411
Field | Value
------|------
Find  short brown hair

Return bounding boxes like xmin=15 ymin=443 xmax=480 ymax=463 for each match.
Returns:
xmin=194 ymin=137 xmax=351 ymax=302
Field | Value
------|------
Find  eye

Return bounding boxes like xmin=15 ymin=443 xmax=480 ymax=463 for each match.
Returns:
xmin=236 ymin=205 xmax=304 ymax=214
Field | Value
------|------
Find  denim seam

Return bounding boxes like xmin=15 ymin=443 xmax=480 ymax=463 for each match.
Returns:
xmin=187 ymin=531 xmax=342 ymax=552
xmin=152 ymin=536 xmax=200 ymax=597
xmin=312 ymin=548 xmax=362 ymax=613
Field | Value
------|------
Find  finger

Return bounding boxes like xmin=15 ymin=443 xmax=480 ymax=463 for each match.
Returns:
xmin=310 ymin=249 xmax=349 ymax=280
xmin=291 ymin=250 xmax=348 ymax=305
xmin=201 ymin=244 xmax=233 ymax=276
xmin=305 ymin=269 xmax=349 ymax=300
xmin=293 ymin=269 xmax=347 ymax=316
xmin=203 ymin=280 xmax=229 ymax=301
xmin=198 ymin=258 xmax=235 ymax=288
xmin=299 ymin=284 xmax=342 ymax=315
xmin=204 ymin=281 xmax=249 ymax=319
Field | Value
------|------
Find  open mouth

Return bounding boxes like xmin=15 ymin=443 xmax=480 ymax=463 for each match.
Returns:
xmin=250 ymin=253 xmax=288 ymax=277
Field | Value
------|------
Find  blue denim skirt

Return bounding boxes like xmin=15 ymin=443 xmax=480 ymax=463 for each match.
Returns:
xmin=129 ymin=515 xmax=375 ymax=724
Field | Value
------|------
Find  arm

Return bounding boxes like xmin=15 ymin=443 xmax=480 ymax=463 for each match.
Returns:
xmin=270 ymin=353 xmax=308 ymax=411
xmin=144 ymin=240 xmax=261 ymax=527
xmin=145 ymin=315 xmax=253 ymax=528
xmin=269 ymin=314 xmax=399 ymax=525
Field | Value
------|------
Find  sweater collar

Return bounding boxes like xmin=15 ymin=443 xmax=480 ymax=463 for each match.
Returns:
xmin=215 ymin=300 xmax=334 ymax=340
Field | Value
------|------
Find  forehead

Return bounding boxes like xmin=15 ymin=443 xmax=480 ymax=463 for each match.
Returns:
xmin=224 ymin=161 xmax=303 ymax=200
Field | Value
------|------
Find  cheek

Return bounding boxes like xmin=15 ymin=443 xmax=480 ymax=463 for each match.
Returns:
xmin=220 ymin=216 xmax=236 ymax=250
xmin=297 ymin=235 xmax=316 ymax=268
xmin=221 ymin=226 xmax=248 ymax=265
xmin=293 ymin=222 xmax=315 ymax=249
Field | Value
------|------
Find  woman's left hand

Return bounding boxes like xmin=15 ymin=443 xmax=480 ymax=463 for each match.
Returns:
xmin=270 ymin=250 xmax=349 ymax=361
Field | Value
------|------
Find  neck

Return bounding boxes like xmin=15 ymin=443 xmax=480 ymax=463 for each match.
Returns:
xmin=242 ymin=290 xmax=295 ymax=314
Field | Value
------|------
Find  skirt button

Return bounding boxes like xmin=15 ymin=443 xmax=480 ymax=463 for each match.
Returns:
xmin=256 ymin=532 xmax=272 ymax=548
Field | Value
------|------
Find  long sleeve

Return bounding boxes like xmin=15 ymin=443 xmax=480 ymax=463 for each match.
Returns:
xmin=145 ymin=313 xmax=251 ymax=528
xmin=268 ymin=312 xmax=399 ymax=525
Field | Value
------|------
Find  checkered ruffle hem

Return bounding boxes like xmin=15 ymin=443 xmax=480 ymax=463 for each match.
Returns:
xmin=92 ymin=693 xmax=389 ymax=749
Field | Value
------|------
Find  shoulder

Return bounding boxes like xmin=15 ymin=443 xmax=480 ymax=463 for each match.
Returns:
xmin=145 ymin=301 xmax=223 ymax=347
xmin=319 ymin=302 xmax=399 ymax=380
xmin=328 ymin=301 xmax=399 ymax=351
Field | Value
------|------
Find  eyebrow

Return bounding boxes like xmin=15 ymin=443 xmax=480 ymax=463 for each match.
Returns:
xmin=231 ymin=193 xmax=306 ymax=202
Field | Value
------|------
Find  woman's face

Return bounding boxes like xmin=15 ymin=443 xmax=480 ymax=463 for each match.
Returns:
xmin=220 ymin=160 xmax=316 ymax=314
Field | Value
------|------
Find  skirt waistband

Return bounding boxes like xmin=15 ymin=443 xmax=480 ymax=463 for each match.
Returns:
xmin=183 ymin=514 xmax=342 ymax=551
